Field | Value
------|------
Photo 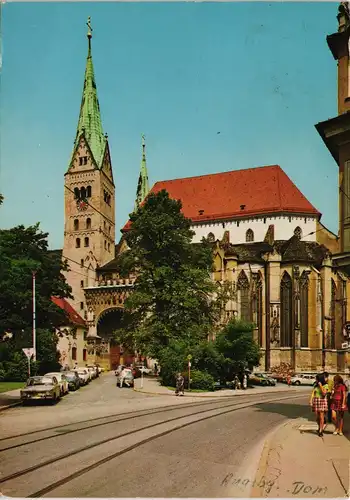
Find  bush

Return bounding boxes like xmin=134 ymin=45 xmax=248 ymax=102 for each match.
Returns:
xmin=184 ymin=370 xmax=215 ymax=391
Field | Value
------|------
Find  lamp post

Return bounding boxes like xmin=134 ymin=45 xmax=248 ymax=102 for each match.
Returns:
xmin=32 ymin=271 xmax=36 ymax=362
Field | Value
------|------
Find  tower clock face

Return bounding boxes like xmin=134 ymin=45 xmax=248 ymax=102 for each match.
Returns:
xmin=77 ymin=199 xmax=88 ymax=211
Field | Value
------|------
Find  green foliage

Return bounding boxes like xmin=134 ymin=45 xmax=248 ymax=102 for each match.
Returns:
xmin=214 ymin=319 xmax=261 ymax=381
xmin=191 ymin=340 xmax=224 ymax=380
xmin=157 ymin=341 xmax=189 ymax=386
xmin=186 ymin=370 xmax=215 ymax=391
xmin=115 ymin=190 xmax=217 ymax=359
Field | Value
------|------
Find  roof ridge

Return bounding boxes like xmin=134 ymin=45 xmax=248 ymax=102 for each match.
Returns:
xmin=153 ymin=165 xmax=281 ymax=185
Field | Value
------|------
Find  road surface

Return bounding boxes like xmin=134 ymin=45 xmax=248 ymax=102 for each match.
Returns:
xmin=0 ymin=372 xmax=310 ymax=497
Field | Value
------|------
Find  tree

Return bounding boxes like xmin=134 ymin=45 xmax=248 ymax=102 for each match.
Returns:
xmin=0 ymin=224 xmax=72 ymax=336
xmin=115 ymin=190 xmax=217 ymax=359
xmin=214 ymin=319 xmax=261 ymax=381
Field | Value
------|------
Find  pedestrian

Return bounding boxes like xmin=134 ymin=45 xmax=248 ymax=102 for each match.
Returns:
xmin=310 ymin=373 xmax=328 ymax=437
xmin=154 ymin=363 xmax=158 ymax=376
xmin=286 ymin=374 xmax=291 ymax=387
xmin=234 ymin=375 xmax=240 ymax=390
xmin=330 ymin=374 xmax=347 ymax=436
xmin=119 ymin=367 xmax=126 ymax=388
xmin=345 ymin=376 xmax=350 ymax=414
xmin=242 ymin=373 xmax=247 ymax=390
xmin=175 ymin=372 xmax=184 ymax=396
xmin=323 ymin=371 xmax=333 ymax=430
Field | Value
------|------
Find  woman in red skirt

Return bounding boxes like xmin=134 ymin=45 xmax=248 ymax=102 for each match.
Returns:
xmin=310 ymin=374 xmax=328 ymax=437
xmin=330 ymin=375 xmax=347 ymax=436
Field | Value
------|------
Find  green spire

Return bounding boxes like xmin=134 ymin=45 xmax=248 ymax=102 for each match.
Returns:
xmin=74 ymin=17 xmax=106 ymax=168
xmin=134 ymin=134 xmax=150 ymax=210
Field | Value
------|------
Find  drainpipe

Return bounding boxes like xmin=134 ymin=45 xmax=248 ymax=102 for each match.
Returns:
xmin=265 ymin=261 xmax=270 ymax=372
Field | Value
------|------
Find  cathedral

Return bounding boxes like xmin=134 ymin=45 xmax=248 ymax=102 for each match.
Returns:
xmin=55 ymin=10 xmax=350 ymax=374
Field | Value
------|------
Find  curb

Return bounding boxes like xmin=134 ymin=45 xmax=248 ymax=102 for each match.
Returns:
xmin=249 ymin=419 xmax=295 ymax=498
xmin=0 ymin=401 xmax=22 ymax=413
xmin=133 ymin=386 xmax=307 ymax=398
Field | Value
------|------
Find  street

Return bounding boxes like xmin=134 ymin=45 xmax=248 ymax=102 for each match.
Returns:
xmin=0 ymin=372 xmax=312 ymax=497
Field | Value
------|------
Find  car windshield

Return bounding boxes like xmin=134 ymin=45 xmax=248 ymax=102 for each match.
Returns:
xmin=65 ymin=373 xmax=76 ymax=380
xmin=27 ymin=377 xmax=53 ymax=386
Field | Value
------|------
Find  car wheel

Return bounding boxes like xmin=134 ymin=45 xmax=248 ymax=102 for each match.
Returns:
xmin=295 ymin=381 xmax=301 ymax=386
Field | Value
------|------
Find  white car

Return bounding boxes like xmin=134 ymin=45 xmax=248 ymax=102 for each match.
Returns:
xmin=86 ymin=366 xmax=96 ymax=379
xmin=45 ymin=372 xmax=69 ymax=396
xmin=291 ymin=374 xmax=316 ymax=386
xmin=77 ymin=368 xmax=90 ymax=385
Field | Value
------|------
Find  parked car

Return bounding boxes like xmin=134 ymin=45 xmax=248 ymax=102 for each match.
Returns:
xmin=21 ymin=376 xmax=61 ymax=404
xmin=214 ymin=380 xmax=234 ymax=391
xmin=253 ymin=372 xmax=277 ymax=386
xmin=291 ymin=374 xmax=316 ymax=386
xmin=250 ymin=373 xmax=269 ymax=386
xmin=64 ymin=371 xmax=81 ymax=391
xmin=86 ymin=366 xmax=97 ymax=379
xmin=45 ymin=372 xmax=69 ymax=396
xmin=77 ymin=368 xmax=90 ymax=385
xmin=116 ymin=368 xmax=134 ymax=388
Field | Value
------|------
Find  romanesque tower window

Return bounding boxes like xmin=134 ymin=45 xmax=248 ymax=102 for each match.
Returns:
xmin=81 ymin=187 xmax=87 ymax=199
xmin=280 ymin=272 xmax=292 ymax=347
xmin=74 ymin=188 xmax=80 ymax=199
xmin=104 ymin=240 xmax=107 ymax=250
xmin=87 ymin=186 xmax=92 ymax=198
xmin=294 ymin=226 xmax=302 ymax=239
xmin=80 ymin=259 xmax=84 ymax=268
xmin=76 ymin=238 xmax=81 ymax=248
xmin=330 ymin=279 xmax=336 ymax=349
xmin=84 ymin=237 xmax=89 ymax=247
xmin=237 ymin=270 xmax=250 ymax=322
xmin=74 ymin=219 xmax=79 ymax=231
xmin=80 ymin=280 xmax=84 ymax=288
xmin=86 ymin=218 xmax=91 ymax=229
xmin=246 ymin=229 xmax=254 ymax=242
xmin=108 ymin=243 xmax=110 ymax=252
xmin=300 ymin=271 xmax=309 ymax=347
xmin=79 ymin=156 xmax=88 ymax=166
xmin=80 ymin=302 xmax=84 ymax=310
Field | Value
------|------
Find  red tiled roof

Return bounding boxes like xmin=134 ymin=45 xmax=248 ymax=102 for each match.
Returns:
xmin=51 ymin=297 xmax=86 ymax=327
xmin=122 ymin=165 xmax=320 ymax=231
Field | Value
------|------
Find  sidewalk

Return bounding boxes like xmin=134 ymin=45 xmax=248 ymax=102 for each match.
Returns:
xmin=0 ymin=389 xmax=22 ymax=412
xmin=133 ymin=376 xmax=309 ymax=398
xmin=250 ymin=416 xmax=350 ymax=498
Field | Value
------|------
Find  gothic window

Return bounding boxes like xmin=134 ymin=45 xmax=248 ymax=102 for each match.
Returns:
xmin=72 ymin=347 xmax=77 ymax=360
xmin=76 ymin=238 xmax=81 ymax=248
xmin=74 ymin=219 xmax=79 ymax=231
xmin=74 ymin=188 xmax=80 ymax=199
xmin=246 ymin=229 xmax=254 ymax=243
xmin=207 ymin=232 xmax=215 ymax=242
xmin=86 ymin=218 xmax=91 ymax=229
xmin=79 ymin=156 xmax=88 ymax=166
xmin=83 ymin=349 xmax=87 ymax=362
xmin=341 ymin=280 xmax=347 ymax=329
xmin=280 ymin=272 xmax=292 ymax=347
xmin=330 ymin=279 xmax=336 ymax=349
xmin=84 ymin=237 xmax=89 ymax=247
xmin=87 ymin=186 xmax=92 ymax=198
xmin=237 ymin=270 xmax=250 ymax=322
xmin=252 ymin=273 xmax=263 ymax=346
xmin=300 ymin=271 xmax=309 ymax=347
xmin=294 ymin=226 xmax=302 ymax=240
xmin=80 ymin=302 xmax=84 ymax=310
xmin=81 ymin=187 xmax=87 ymax=199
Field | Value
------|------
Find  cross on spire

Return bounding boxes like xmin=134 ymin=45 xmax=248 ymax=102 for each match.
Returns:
xmin=87 ymin=16 xmax=93 ymax=39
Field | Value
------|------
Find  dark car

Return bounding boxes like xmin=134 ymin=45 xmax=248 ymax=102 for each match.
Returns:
xmin=65 ymin=371 xmax=80 ymax=391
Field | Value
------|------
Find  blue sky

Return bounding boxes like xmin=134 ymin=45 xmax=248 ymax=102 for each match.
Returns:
xmin=1 ymin=2 xmax=339 ymax=249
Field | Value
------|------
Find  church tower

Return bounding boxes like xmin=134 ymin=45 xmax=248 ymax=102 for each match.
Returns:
xmin=134 ymin=134 xmax=150 ymax=211
xmin=63 ymin=18 xmax=115 ymax=313
xmin=316 ymin=2 xmax=350 ymax=275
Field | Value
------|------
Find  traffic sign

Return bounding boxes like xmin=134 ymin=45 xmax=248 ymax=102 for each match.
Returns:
xmin=22 ymin=348 xmax=34 ymax=360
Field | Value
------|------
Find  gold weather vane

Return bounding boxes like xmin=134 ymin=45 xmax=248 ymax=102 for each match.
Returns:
xmin=87 ymin=16 xmax=93 ymax=38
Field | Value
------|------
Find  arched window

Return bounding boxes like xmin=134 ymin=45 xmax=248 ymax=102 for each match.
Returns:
xmin=81 ymin=187 xmax=87 ymax=200
xmin=330 ymin=279 xmax=336 ymax=349
xmin=108 ymin=243 xmax=110 ymax=252
xmin=280 ymin=272 xmax=292 ymax=347
xmin=74 ymin=219 xmax=79 ymax=231
xmin=294 ymin=226 xmax=302 ymax=240
xmin=104 ymin=221 xmax=106 ymax=230
xmin=207 ymin=232 xmax=215 ymax=243
xmin=104 ymin=240 xmax=107 ymax=250
xmin=72 ymin=347 xmax=77 ymax=360
xmin=74 ymin=188 xmax=80 ymax=200
xmin=237 ymin=270 xmax=250 ymax=321
xmin=252 ymin=273 xmax=263 ymax=346
xmin=108 ymin=226 xmax=111 ymax=234
xmin=76 ymin=238 xmax=81 ymax=248
xmin=87 ymin=186 xmax=92 ymax=198
xmin=300 ymin=271 xmax=309 ymax=347
xmin=246 ymin=229 xmax=254 ymax=243
xmin=84 ymin=237 xmax=89 ymax=247
xmin=80 ymin=258 xmax=84 ymax=268
xmin=86 ymin=218 xmax=91 ymax=229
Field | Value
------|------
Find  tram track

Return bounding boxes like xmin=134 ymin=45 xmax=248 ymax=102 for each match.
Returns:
xmin=0 ymin=392 xmax=306 ymax=498
xmin=0 ymin=389 xmax=303 ymax=452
